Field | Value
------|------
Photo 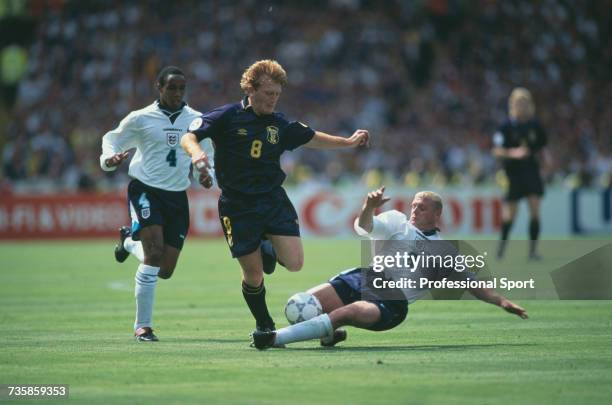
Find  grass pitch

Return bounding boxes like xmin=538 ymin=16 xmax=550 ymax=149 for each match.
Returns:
xmin=1 ymin=239 xmax=611 ymax=404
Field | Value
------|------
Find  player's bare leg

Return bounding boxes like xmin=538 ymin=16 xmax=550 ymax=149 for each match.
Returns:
xmin=238 ymin=249 xmax=264 ymax=289
xmin=308 ymin=283 xmax=344 ymax=313
xmin=527 ymin=195 xmax=542 ymax=260
xmin=327 ymin=301 xmax=381 ymax=329
xmin=308 ymin=283 xmax=349 ymax=346
xmin=497 ymin=201 xmax=518 ymax=259
xmin=139 ymin=225 xmax=165 ymax=266
xmin=158 ymin=245 xmax=180 ymax=279
xmin=266 ymin=234 xmax=304 ymax=272
xmin=133 ymin=225 xmax=164 ymax=341
xmin=238 ymin=250 xmax=275 ymax=331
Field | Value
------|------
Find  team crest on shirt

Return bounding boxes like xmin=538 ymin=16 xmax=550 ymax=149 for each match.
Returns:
xmin=266 ymin=126 xmax=279 ymax=144
xmin=167 ymin=132 xmax=179 ymax=147
xmin=141 ymin=207 xmax=150 ymax=219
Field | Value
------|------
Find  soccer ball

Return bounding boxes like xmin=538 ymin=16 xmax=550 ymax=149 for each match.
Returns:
xmin=284 ymin=292 xmax=323 ymax=324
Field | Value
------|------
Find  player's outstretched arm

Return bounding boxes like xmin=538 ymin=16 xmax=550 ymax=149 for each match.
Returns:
xmin=305 ymin=130 xmax=369 ymax=149
xmin=469 ymin=287 xmax=528 ymax=319
xmin=357 ymin=186 xmax=390 ymax=233
xmin=181 ymin=132 xmax=213 ymax=188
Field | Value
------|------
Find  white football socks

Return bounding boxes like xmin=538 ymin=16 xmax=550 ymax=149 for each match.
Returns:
xmin=134 ymin=264 xmax=159 ymax=330
xmin=124 ymin=237 xmax=145 ymax=263
xmin=275 ymin=314 xmax=333 ymax=345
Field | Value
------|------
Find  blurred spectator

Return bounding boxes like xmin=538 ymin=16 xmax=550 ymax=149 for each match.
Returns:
xmin=1 ymin=0 xmax=611 ymax=192
xmin=0 ymin=44 xmax=28 ymax=108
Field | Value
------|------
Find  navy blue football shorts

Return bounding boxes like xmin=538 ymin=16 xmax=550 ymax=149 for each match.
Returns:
xmin=218 ymin=187 xmax=300 ymax=258
xmin=127 ymin=179 xmax=190 ymax=250
xmin=505 ymin=172 xmax=544 ymax=201
xmin=328 ymin=267 xmax=408 ymax=331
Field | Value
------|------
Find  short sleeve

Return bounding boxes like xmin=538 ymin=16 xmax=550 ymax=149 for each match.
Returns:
xmin=187 ymin=105 xmax=230 ymax=142
xmin=354 ymin=210 xmax=407 ymax=239
xmin=282 ymin=121 xmax=315 ymax=151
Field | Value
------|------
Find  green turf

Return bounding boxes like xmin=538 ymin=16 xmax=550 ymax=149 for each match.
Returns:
xmin=1 ymin=239 xmax=611 ymax=404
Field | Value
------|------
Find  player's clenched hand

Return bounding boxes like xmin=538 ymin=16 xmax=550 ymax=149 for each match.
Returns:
xmin=365 ymin=186 xmax=391 ymax=209
xmin=104 ymin=152 xmax=130 ymax=168
xmin=193 ymin=153 xmax=213 ymax=189
xmin=501 ymin=299 xmax=528 ymax=319
xmin=347 ymin=129 xmax=370 ymax=147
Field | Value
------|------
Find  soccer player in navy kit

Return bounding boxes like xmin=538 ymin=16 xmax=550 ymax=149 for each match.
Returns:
xmin=492 ymin=88 xmax=549 ymax=260
xmin=100 ymin=66 xmax=214 ymax=341
xmin=181 ymin=60 xmax=369 ymax=335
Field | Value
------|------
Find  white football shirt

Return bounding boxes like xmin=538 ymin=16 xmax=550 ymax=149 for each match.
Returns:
xmin=354 ymin=209 xmax=445 ymax=303
xmin=354 ymin=210 xmax=441 ymax=242
xmin=100 ymin=101 xmax=214 ymax=191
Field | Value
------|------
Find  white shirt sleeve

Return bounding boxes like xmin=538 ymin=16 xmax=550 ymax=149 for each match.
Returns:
xmin=354 ymin=210 xmax=407 ymax=239
xmin=99 ymin=112 xmax=140 ymax=171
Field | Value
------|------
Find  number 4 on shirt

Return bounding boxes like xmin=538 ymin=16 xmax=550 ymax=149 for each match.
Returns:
xmin=166 ymin=149 xmax=177 ymax=167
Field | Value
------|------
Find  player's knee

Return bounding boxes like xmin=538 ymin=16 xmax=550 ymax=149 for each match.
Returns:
xmin=242 ymin=265 xmax=264 ymax=286
xmin=244 ymin=273 xmax=264 ymax=288
xmin=158 ymin=266 xmax=175 ymax=280
xmin=143 ymin=246 xmax=164 ymax=266
xmin=284 ymin=256 xmax=303 ymax=272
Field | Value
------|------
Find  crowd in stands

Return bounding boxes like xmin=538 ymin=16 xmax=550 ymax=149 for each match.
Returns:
xmin=1 ymin=0 xmax=610 ymax=192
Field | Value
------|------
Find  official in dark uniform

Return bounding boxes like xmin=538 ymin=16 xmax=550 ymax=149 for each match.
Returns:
xmin=181 ymin=59 xmax=369 ymax=335
xmin=492 ymin=87 xmax=549 ymax=260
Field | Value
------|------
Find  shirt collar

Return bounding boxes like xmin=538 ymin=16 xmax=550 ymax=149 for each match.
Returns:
xmin=156 ymin=99 xmax=186 ymax=115
xmin=421 ymin=228 xmax=440 ymax=237
xmin=241 ymin=96 xmax=253 ymax=111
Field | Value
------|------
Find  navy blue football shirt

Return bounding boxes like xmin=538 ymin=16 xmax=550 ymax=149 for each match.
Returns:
xmin=492 ymin=119 xmax=547 ymax=174
xmin=188 ymin=97 xmax=315 ymax=194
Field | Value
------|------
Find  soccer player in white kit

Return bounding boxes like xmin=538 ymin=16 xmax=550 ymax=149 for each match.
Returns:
xmin=252 ymin=187 xmax=528 ymax=349
xmin=100 ymin=66 xmax=214 ymax=341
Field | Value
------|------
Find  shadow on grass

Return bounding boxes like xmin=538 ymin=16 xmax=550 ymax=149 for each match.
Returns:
xmin=166 ymin=338 xmax=249 ymax=344
xmin=279 ymin=343 xmax=535 ymax=352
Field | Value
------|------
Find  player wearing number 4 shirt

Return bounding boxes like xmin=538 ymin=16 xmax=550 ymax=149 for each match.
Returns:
xmin=99 ymin=66 xmax=214 ymax=342
xmin=181 ymin=59 xmax=370 ymax=337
